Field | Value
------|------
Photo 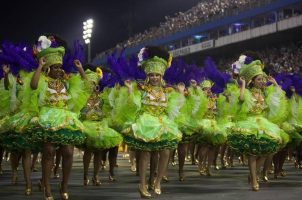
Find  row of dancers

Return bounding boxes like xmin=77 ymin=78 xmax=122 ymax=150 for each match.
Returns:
xmin=1 ymin=35 xmax=302 ymax=199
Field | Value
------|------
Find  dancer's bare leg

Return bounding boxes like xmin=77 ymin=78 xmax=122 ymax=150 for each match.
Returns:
xmin=248 ymin=155 xmax=259 ymax=191
xmin=53 ymin=149 xmax=62 ymax=178
xmin=22 ymin=150 xmax=32 ymax=195
xmin=60 ymin=145 xmax=74 ymax=196
xmin=262 ymin=154 xmax=273 ymax=182
xmin=138 ymin=151 xmax=151 ymax=197
xmin=178 ymin=143 xmax=188 ymax=181
xmin=149 ymin=151 xmax=159 ymax=186
xmin=83 ymin=149 xmax=92 ymax=185
xmin=10 ymin=151 xmax=21 ymax=185
xmin=42 ymin=143 xmax=56 ymax=198
xmin=109 ymin=146 xmax=118 ymax=180
xmin=154 ymin=149 xmax=170 ymax=195
xmin=93 ymin=150 xmax=102 ymax=185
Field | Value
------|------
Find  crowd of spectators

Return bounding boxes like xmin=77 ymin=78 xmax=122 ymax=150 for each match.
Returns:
xmin=114 ymin=0 xmax=273 ymax=50
xmin=218 ymin=41 xmax=302 ymax=74
xmin=97 ymin=0 xmax=302 ymax=75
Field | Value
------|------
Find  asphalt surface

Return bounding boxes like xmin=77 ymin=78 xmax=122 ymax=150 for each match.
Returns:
xmin=0 ymin=152 xmax=301 ymax=200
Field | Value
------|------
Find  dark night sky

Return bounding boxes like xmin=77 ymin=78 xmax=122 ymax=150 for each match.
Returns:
xmin=0 ymin=0 xmax=201 ymax=58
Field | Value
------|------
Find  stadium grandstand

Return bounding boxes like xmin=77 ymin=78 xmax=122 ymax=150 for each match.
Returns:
xmin=92 ymin=0 xmax=302 ymax=74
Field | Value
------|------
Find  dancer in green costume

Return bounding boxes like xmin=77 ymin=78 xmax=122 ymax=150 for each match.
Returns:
xmin=0 ymin=58 xmax=41 ymax=196
xmin=30 ymin=35 xmax=87 ymax=200
xmin=113 ymin=46 xmax=183 ymax=198
xmin=81 ymin=65 xmax=123 ymax=186
xmin=228 ymin=58 xmax=289 ymax=191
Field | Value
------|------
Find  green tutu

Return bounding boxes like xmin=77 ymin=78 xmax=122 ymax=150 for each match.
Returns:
xmin=124 ymin=113 xmax=182 ymax=151
xmin=0 ymin=111 xmax=42 ymax=151
xmin=124 ymin=136 xmax=179 ymax=151
xmin=83 ymin=120 xmax=123 ymax=149
xmin=0 ymin=131 xmax=41 ymax=152
xmin=35 ymin=107 xmax=86 ymax=145
xmin=0 ymin=116 xmax=10 ymax=134
xmin=4 ymin=111 xmax=40 ymax=133
xmin=228 ymin=116 xmax=288 ymax=155
xmin=281 ymin=122 xmax=302 ymax=147
xmin=195 ymin=119 xmax=227 ymax=146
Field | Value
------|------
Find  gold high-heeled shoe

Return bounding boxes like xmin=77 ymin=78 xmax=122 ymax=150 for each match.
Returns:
xmin=252 ymin=184 xmax=259 ymax=191
xmin=262 ymin=175 xmax=269 ymax=182
xmin=61 ymin=192 xmax=69 ymax=200
xmin=83 ymin=178 xmax=90 ymax=186
xmin=148 ymin=182 xmax=154 ymax=191
xmin=92 ymin=177 xmax=101 ymax=186
xmin=179 ymin=172 xmax=185 ymax=182
xmin=59 ymin=183 xmax=69 ymax=200
xmin=138 ymin=184 xmax=151 ymax=199
xmin=162 ymin=176 xmax=169 ymax=182
xmin=25 ymin=187 xmax=32 ymax=196
xmin=199 ymin=169 xmax=206 ymax=176
xmin=154 ymin=183 xmax=161 ymax=195
xmin=109 ymin=175 xmax=116 ymax=182
xmin=44 ymin=195 xmax=54 ymax=200
xmin=54 ymin=173 xmax=60 ymax=179
xmin=280 ymin=170 xmax=286 ymax=177
xmin=38 ymin=179 xmax=45 ymax=192
xmin=43 ymin=188 xmax=54 ymax=200
xmin=205 ymin=169 xmax=212 ymax=177
xmin=130 ymin=165 xmax=136 ymax=172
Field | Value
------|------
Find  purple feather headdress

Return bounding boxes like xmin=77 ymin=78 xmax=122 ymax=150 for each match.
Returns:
xmin=62 ymin=40 xmax=85 ymax=74
xmin=0 ymin=41 xmax=37 ymax=78
xmin=102 ymin=49 xmax=146 ymax=88
xmin=203 ymin=57 xmax=230 ymax=94
xmin=164 ymin=58 xmax=204 ymax=86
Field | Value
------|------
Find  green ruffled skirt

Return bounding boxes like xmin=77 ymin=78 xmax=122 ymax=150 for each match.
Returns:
xmin=0 ymin=112 xmax=41 ymax=152
xmin=0 ymin=131 xmax=41 ymax=152
xmin=195 ymin=119 xmax=227 ymax=146
xmin=83 ymin=119 xmax=123 ymax=149
xmin=281 ymin=122 xmax=302 ymax=147
xmin=0 ymin=116 xmax=10 ymax=134
xmin=123 ymin=113 xmax=182 ymax=151
xmin=34 ymin=107 xmax=86 ymax=146
xmin=227 ymin=116 xmax=289 ymax=155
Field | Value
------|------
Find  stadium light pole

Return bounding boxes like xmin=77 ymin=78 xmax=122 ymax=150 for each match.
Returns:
xmin=83 ymin=19 xmax=93 ymax=63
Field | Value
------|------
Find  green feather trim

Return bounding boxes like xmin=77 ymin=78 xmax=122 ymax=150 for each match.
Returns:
xmin=265 ymin=85 xmax=288 ymax=124
xmin=166 ymin=90 xmax=185 ymax=120
xmin=236 ymin=89 xmax=253 ymax=121
xmin=124 ymin=136 xmax=178 ymax=151
xmin=227 ymin=133 xmax=280 ymax=155
xmin=0 ymin=131 xmax=42 ymax=152
xmin=18 ymin=71 xmax=41 ymax=113
xmin=0 ymin=79 xmax=10 ymax=118
xmin=188 ymin=87 xmax=208 ymax=121
xmin=33 ymin=129 xmax=86 ymax=146
xmin=111 ymin=84 xmax=141 ymax=131
xmin=67 ymin=74 xmax=89 ymax=115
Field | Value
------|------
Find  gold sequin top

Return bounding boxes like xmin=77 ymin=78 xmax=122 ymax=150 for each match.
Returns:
xmin=250 ymin=87 xmax=267 ymax=115
xmin=140 ymin=84 xmax=171 ymax=116
xmin=45 ymin=78 xmax=69 ymax=108
xmin=205 ymin=93 xmax=217 ymax=119
xmin=80 ymin=93 xmax=103 ymax=121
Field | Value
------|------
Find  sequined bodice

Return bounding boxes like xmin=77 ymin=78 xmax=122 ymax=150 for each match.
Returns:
xmin=141 ymin=85 xmax=167 ymax=116
xmin=46 ymin=79 xmax=69 ymax=108
xmin=205 ymin=93 xmax=217 ymax=119
xmin=250 ymin=88 xmax=267 ymax=115
xmin=80 ymin=93 xmax=103 ymax=121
